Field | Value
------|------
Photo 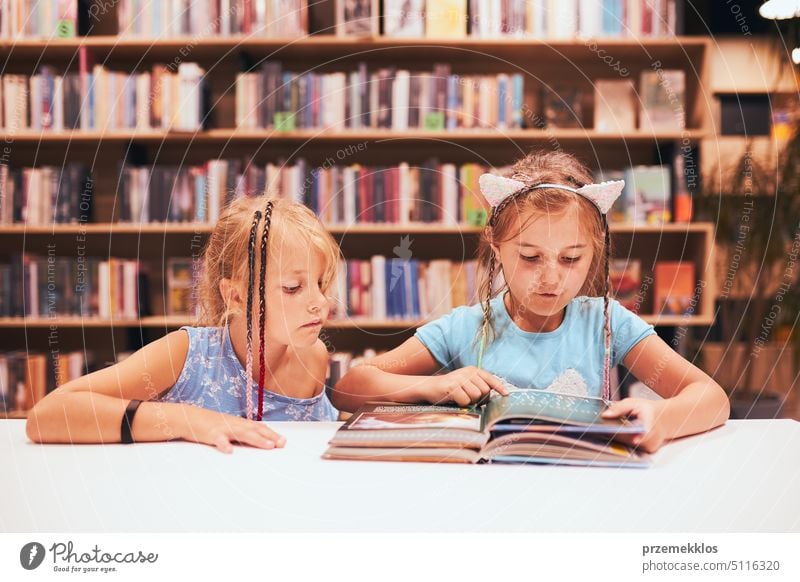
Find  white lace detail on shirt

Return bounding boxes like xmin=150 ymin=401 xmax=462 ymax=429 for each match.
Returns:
xmin=543 ymin=368 xmax=589 ymax=397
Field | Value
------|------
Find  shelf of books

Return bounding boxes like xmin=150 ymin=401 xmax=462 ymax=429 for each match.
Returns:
xmin=0 ymin=130 xmax=707 ymax=144
xmin=0 ymin=222 xmax=716 ymax=329
xmin=0 ymin=0 xmax=716 ymax=418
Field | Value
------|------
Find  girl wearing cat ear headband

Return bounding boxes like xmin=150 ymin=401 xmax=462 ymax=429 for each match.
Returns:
xmin=477 ymin=168 xmax=624 ymax=401
xmin=334 ymin=151 xmax=729 ymax=453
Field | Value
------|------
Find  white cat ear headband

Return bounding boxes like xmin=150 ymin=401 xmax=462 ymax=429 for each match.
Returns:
xmin=478 ymin=172 xmax=625 ymax=215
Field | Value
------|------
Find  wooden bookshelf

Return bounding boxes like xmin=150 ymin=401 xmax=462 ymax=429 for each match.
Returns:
xmin=0 ymin=129 xmax=707 ymax=144
xmin=0 ymin=35 xmax=710 ymax=61
xmin=0 ymin=222 xmax=713 ymax=235
xmin=0 ymin=8 xmax=722 ymax=414
xmin=0 ymin=411 xmax=27 ymax=419
xmin=0 ymin=311 xmax=716 ymax=329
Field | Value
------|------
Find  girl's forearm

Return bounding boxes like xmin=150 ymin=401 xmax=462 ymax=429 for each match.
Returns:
xmin=332 ymin=365 xmax=430 ymax=412
xmin=659 ymin=381 xmax=731 ymax=440
xmin=26 ymin=391 xmax=190 ymax=444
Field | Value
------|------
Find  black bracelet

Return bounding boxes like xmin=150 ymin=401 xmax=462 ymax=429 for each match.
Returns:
xmin=121 ymin=399 xmax=143 ymax=444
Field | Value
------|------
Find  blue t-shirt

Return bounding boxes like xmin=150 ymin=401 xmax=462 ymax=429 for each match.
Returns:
xmin=159 ymin=326 xmax=338 ymax=421
xmin=414 ymin=292 xmax=656 ymax=398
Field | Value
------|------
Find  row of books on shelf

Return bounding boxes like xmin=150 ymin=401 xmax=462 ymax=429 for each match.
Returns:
xmin=610 ymin=259 xmax=697 ymax=316
xmin=0 ymin=0 xmax=77 ymax=39
xmin=593 ymin=72 xmax=685 ymax=133
xmin=350 ymin=0 xmax=682 ymax=39
xmin=240 ymin=66 xmax=688 ymax=133
xmin=0 ymin=0 xmax=683 ymax=40
xmin=0 ymin=62 xmax=207 ymax=133
xmin=155 ymin=61 xmax=687 ymax=133
xmin=118 ymin=159 xmax=490 ymax=226
xmin=127 ymin=0 xmax=681 ymax=41
xmin=2 ymin=157 xmax=688 ymax=227
xmin=0 ymin=63 xmax=686 ymax=134
xmin=236 ymin=62 xmax=525 ymax=131
xmin=334 ymin=257 xmax=480 ymax=321
xmin=348 ymin=0 xmax=681 ymax=40
xmin=0 ymin=256 xmax=145 ymax=319
xmin=117 ymin=0 xmax=308 ymax=38
xmin=333 ymin=256 xmax=699 ymax=321
xmin=0 ymin=164 xmax=93 ymax=225
xmin=538 ymin=71 xmax=685 ymax=132
xmin=0 ymin=252 xmax=698 ymax=321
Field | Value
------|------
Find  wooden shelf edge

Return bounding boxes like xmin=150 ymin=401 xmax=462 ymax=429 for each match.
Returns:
xmin=0 ymin=35 xmax=710 ymax=50
xmin=0 ymin=411 xmax=27 ymax=419
xmin=0 ymin=314 xmax=717 ymax=328
xmin=0 ymin=222 xmax=715 ymax=235
xmin=0 ymin=129 xmax=708 ymax=143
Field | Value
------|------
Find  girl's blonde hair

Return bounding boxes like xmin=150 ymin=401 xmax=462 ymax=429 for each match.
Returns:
xmin=197 ymin=195 xmax=340 ymax=326
xmin=476 ymin=150 xmax=610 ymax=348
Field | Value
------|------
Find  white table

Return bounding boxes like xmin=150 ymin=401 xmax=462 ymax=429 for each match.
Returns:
xmin=1 ymin=419 xmax=799 ymax=532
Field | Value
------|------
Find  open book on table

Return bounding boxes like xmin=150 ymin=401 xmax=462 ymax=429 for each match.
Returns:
xmin=323 ymin=389 xmax=650 ymax=468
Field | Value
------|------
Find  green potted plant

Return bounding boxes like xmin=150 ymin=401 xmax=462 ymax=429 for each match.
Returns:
xmin=696 ymin=136 xmax=800 ymax=418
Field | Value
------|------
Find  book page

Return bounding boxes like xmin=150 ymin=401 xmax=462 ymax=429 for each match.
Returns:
xmin=348 ymin=404 xmax=482 ymax=431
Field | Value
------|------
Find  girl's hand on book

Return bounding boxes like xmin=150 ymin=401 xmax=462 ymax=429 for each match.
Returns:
xmin=601 ymin=398 xmax=667 ymax=453
xmin=425 ymin=366 xmax=509 ymax=407
xmin=179 ymin=407 xmax=286 ymax=454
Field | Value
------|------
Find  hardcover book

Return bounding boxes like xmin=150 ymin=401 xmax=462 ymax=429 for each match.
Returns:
xmin=594 ymin=79 xmax=636 ymax=133
xmin=324 ymin=389 xmax=649 ymax=467
xmin=654 ymin=261 xmax=696 ymax=316
xmin=610 ymin=258 xmax=643 ymax=312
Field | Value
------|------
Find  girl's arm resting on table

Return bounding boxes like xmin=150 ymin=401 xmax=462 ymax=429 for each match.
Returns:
xmin=603 ymin=334 xmax=731 ymax=452
xmin=25 ymin=331 xmax=283 ymax=452
xmin=332 ymin=337 xmax=508 ymax=412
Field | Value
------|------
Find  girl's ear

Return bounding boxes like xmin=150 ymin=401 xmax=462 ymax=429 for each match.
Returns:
xmin=487 ymin=230 xmax=501 ymax=259
xmin=219 ymin=278 xmax=244 ymax=313
xmin=490 ymin=242 xmax=501 ymax=262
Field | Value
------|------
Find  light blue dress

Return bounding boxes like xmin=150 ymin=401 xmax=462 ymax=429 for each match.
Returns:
xmin=159 ymin=326 xmax=338 ymax=421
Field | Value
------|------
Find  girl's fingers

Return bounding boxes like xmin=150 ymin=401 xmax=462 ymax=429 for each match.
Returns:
xmin=238 ymin=419 xmax=283 ymax=447
xmin=236 ymin=428 xmax=276 ymax=450
xmin=256 ymin=424 xmax=286 ymax=447
xmin=214 ymin=433 xmax=234 ymax=454
xmin=602 ymin=399 xmax=638 ymax=419
xmin=472 ymin=376 xmax=492 ymax=396
xmin=461 ymin=380 xmax=483 ymax=402
xmin=478 ymin=370 xmax=509 ymax=395
xmin=450 ymin=388 xmax=472 ymax=407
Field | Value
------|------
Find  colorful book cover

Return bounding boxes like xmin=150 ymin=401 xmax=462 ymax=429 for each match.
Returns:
xmin=624 ymin=165 xmax=672 ymax=224
xmin=542 ymin=85 xmax=584 ymax=128
xmin=602 ymin=0 xmax=624 ymax=36
xmin=640 ymin=69 xmax=685 ymax=131
xmin=166 ymin=258 xmax=200 ymax=316
xmin=384 ymin=0 xmax=425 ymax=36
xmin=426 ymin=0 xmax=466 ymax=38
xmin=610 ymin=259 xmax=642 ymax=312
xmin=654 ymin=261 xmax=696 ymax=316
xmin=337 ymin=0 xmax=379 ymax=36
xmin=594 ymin=79 xmax=636 ymax=132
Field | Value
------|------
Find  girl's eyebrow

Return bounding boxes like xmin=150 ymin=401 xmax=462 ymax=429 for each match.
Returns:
xmin=519 ymin=243 xmax=588 ymax=250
